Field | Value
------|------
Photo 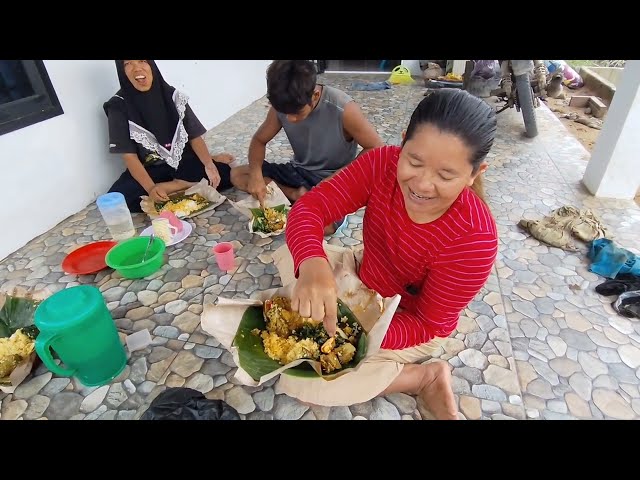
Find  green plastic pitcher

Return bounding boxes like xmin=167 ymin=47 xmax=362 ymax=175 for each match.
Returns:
xmin=34 ymin=285 xmax=127 ymax=387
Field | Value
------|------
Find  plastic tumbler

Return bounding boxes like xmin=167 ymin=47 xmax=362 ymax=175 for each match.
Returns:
xmin=213 ymin=242 xmax=235 ymax=271
xmin=96 ymin=192 xmax=135 ymax=241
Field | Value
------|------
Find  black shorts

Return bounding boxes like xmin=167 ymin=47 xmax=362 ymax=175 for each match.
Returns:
xmin=109 ymin=156 xmax=232 ymax=213
xmin=261 ymin=162 xmax=326 ymax=191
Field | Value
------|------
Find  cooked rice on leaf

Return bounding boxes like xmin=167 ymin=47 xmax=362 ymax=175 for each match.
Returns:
xmin=258 ymin=295 xmax=362 ymax=374
xmin=156 ymin=193 xmax=211 ymax=218
xmin=0 ymin=329 xmax=36 ymax=379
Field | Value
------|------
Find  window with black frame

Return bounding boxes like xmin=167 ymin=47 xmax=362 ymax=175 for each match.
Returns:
xmin=0 ymin=60 xmax=63 ymax=136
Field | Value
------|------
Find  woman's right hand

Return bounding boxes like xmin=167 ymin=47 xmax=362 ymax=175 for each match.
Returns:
xmin=291 ymin=257 xmax=338 ymax=337
xmin=149 ymin=184 xmax=170 ymax=202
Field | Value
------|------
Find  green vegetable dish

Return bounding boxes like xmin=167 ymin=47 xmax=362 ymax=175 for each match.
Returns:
xmin=249 ymin=205 xmax=289 ymax=233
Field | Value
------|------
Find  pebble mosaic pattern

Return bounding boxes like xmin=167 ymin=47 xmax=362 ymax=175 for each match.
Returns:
xmin=1 ymin=73 xmax=639 ymax=420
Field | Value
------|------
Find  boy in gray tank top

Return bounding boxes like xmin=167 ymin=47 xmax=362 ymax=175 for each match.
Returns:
xmin=231 ymin=60 xmax=383 ymax=235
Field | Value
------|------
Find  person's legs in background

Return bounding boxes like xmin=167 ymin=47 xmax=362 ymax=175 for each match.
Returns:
xmin=258 ymin=162 xmax=312 ymax=203
xmin=174 ymin=153 xmax=235 ymax=192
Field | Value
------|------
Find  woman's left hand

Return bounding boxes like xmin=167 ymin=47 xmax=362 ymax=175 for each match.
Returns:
xmin=205 ymin=163 xmax=221 ymax=189
xmin=212 ymin=153 xmax=235 ymax=164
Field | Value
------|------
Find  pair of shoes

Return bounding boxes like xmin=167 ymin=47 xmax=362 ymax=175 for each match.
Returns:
xmin=518 ymin=205 xmax=609 ymax=251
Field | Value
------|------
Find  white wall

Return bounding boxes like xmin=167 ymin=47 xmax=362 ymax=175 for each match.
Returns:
xmin=0 ymin=60 xmax=271 ymax=261
xmin=583 ymin=61 xmax=640 ymax=199
xmin=587 ymin=66 xmax=624 ymax=87
xmin=157 ymin=60 xmax=271 ymax=129
xmin=402 ymin=60 xmax=467 ymax=77
xmin=401 ymin=60 xmax=422 ymax=77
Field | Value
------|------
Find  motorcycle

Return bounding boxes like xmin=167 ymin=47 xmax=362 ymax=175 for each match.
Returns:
xmin=491 ymin=60 xmax=548 ymax=138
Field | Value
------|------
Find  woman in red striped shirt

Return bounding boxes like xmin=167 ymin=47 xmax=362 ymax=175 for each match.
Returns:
xmin=283 ymin=88 xmax=499 ymax=419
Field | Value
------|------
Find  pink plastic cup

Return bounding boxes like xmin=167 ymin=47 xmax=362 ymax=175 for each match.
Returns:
xmin=213 ymin=242 xmax=235 ymax=271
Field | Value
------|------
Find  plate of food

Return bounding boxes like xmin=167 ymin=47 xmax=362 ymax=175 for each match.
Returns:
xmin=232 ymin=294 xmax=367 ymax=381
xmin=155 ymin=193 xmax=211 ymax=218
xmin=437 ymin=72 xmax=464 ymax=82
xmin=228 ymin=182 xmax=292 ymax=238
xmin=139 ymin=179 xmax=226 ymax=220
xmin=0 ymin=288 xmax=48 ymax=393
xmin=248 ymin=204 xmax=289 ymax=237
xmin=139 ymin=220 xmax=193 ymax=246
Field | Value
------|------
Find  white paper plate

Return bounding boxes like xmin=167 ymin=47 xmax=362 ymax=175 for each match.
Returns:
xmin=139 ymin=220 xmax=193 ymax=246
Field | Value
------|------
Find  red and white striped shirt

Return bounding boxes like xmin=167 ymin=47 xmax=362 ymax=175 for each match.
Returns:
xmin=286 ymin=145 xmax=498 ymax=350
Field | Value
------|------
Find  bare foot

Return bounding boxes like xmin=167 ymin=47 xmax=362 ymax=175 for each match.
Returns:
xmin=417 ymin=362 xmax=458 ymax=420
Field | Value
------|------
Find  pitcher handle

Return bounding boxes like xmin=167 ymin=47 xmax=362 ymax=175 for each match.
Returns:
xmin=34 ymin=331 xmax=76 ymax=377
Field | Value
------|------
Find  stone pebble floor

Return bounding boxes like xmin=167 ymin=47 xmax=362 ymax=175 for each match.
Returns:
xmin=1 ymin=73 xmax=639 ymax=420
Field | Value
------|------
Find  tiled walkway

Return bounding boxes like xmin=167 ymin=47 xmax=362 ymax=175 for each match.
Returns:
xmin=1 ymin=74 xmax=639 ymax=420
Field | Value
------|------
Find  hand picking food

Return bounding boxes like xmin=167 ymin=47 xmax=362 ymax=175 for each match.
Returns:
xmin=253 ymin=295 xmax=364 ymax=374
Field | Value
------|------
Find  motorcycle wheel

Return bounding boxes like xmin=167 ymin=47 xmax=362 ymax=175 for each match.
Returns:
xmin=515 ymin=73 xmax=539 ymax=138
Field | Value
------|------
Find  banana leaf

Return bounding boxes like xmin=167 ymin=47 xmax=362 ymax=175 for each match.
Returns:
xmin=0 ymin=295 xmax=40 ymax=339
xmin=232 ymin=299 xmax=367 ymax=381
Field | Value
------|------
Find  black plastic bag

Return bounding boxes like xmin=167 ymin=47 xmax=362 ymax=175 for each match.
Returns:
xmin=140 ymin=387 xmax=242 ymax=420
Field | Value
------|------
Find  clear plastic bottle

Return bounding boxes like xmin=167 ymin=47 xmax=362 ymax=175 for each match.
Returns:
xmin=96 ymin=192 xmax=135 ymax=241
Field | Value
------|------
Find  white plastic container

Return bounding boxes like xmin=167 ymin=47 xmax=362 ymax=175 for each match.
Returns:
xmin=96 ymin=192 xmax=135 ymax=241
xmin=125 ymin=328 xmax=152 ymax=352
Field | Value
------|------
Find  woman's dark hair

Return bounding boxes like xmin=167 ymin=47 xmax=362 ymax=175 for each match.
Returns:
xmin=266 ymin=60 xmax=317 ymax=114
xmin=402 ymin=88 xmax=497 ymax=173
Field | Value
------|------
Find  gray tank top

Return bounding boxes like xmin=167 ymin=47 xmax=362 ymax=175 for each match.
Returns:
xmin=277 ymin=85 xmax=358 ymax=177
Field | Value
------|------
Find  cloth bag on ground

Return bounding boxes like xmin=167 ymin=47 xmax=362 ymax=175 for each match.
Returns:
xmin=200 ymin=243 xmax=402 ymax=406
xmin=587 ymin=238 xmax=640 ymax=279
xmin=518 ymin=205 xmax=609 ymax=251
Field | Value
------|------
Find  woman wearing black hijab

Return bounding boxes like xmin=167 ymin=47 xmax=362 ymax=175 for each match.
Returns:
xmin=104 ymin=60 xmax=236 ymax=211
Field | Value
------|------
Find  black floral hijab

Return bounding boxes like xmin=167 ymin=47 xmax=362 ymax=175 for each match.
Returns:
xmin=104 ymin=60 xmax=191 ymax=169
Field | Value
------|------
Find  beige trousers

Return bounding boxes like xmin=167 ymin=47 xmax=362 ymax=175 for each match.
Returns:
xmin=275 ymin=337 xmax=445 ymax=407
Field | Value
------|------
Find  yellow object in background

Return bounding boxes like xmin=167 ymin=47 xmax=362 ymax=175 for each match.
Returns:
xmin=388 ymin=65 xmax=415 ymax=85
